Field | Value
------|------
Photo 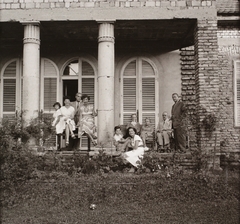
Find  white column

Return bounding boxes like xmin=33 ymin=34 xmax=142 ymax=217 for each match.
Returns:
xmin=22 ymin=22 xmax=40 ymax=122
xmin=97 ymin=22 xmax=115 ymax=146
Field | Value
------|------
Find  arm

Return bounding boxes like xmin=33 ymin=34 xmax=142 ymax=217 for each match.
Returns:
xmin=132 ymin=140 xmax=140 ymax=150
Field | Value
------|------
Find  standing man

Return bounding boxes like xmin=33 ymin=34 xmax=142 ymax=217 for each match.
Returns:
xmin=171 ymin=93 xmax=186 ymax=153
xmin=71 ymin=92 xmax=82 ymax=125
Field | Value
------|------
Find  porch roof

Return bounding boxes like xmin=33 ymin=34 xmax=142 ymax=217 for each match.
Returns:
xmin=0 ymin=19 xmax=196 ymax=54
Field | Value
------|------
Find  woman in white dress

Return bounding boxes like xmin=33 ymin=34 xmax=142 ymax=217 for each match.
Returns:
xmin=52 ymin=96 xmax=76 ymax=146
xmin=123 ymin=127 xmax=149 ymax=171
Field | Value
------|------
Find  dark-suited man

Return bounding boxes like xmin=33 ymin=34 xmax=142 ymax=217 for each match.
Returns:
xmin=171 ymin=93 xmax=186 ymax=153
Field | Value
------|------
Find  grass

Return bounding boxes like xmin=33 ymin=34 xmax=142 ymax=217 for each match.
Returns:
xmin=1 ymin=171 xmax=240 ymax=224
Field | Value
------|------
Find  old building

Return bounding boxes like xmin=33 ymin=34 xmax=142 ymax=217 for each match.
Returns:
xmin=0 ymin=0 xmax=239 ymax=163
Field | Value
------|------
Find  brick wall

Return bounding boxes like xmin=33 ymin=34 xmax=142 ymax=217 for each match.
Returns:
xmin=218 ymin=28 xmax=240 ymax=153
xmin=0 ymin=0 xmax=216 ymax=10
xmin=180 ymin=46 xmax=197 ymax=148
xmin=194 ymin=19 xmax=220 ymax=156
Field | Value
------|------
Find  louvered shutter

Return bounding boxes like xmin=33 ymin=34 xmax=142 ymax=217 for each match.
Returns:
xmin=43 ymin=59 xmax=57 ymax=112
xmin=123 ymin=61 xmax=137 ymax=124
xmin=3 ymin=61 xmax=16 ymax=117
xmin=141 ymin=60 xmax=156 ymax=127
xmin=234 ymin=61 xmax=240 ymax=126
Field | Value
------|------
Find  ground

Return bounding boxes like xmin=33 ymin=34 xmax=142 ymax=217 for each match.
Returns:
xmin=1 ymin=171 xmax=239 ymax=224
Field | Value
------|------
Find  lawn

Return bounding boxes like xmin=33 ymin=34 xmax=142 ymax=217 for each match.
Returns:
xmin=1 ymin=171 xmax=239 ymax=224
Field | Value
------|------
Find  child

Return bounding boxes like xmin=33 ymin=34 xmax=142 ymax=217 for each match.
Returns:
xmin=113 ymin=126 xmax=129 ymax=152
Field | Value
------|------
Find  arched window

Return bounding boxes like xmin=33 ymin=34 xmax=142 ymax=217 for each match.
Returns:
xmin=62 ymin=58 xmax=97 ymax=149
xmin=120 ymin=57 xmax=159 ymax=127
xmin=62 ymin=58 xmax=97 ymax=105
xmin=0 ymin=59 xmax=22 ymax=119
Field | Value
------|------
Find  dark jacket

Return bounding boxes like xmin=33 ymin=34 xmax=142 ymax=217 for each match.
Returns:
xmin=171 ymin=100 xmax=186 ymax=128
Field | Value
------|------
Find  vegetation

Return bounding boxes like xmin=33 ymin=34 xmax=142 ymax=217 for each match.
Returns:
xmin=0 ymin=114 xmax=239 ymax=223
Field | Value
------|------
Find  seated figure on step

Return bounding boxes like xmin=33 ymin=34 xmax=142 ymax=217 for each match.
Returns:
xmin=156 ymin=112 xmax=172 ymax=153
xmin=77 ymin=94 xmax=98 ymax=146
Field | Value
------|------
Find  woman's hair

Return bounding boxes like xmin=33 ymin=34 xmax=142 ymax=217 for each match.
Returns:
xmin=63 ymin=95 xmax=71 ymax=101
xmin=53 ymin=102 xmax=61 ymax=108
xmin=114 ymin=126 xmax=121 ymax=132
xmin=127 ymin=127 xmax=137 ymax=137
xmin=81 ymin=94 xmax=90 ymax=101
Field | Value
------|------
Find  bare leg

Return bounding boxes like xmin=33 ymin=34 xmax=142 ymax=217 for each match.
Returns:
xmin=65 ymin=125 xmax=70 ymax=145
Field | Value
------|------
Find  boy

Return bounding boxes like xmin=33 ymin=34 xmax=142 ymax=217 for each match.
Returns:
xmin=113 ymin=126 xmax=129 ymax=152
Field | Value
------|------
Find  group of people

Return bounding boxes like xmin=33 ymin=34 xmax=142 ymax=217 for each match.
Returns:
xmin=51 ymin=92 xmax=186 ymax=169
xmin=113 ymin=93 xmax=186 ymax=169
xmin=52 ymin=93 xmax=98 ymax=147
xmin=112 ymin=92 xmax=186 ymax=172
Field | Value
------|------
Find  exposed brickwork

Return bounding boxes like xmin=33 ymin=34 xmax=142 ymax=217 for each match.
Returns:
xmin=0 ymin=0 xmax=216 ymax=10
xmin=218 ymin=27 xmax=240 ymax=153
xmin=194 ymin=19 xmax=220 ymax=155
xmin=180 ymin=46 xmax=197 ymax=148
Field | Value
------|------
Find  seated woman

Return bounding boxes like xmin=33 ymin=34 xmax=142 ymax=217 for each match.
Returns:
xmin=52 ymin=96 xmax=76 ymax=146
xmin=77 ymin=94 xmax=98 ymax=146
xmin=140 ymin=117 xmax=154 ymax=147
xmin=123 ymin=127 xmax=149 ymax=172
xmin=113 ymin=126 xmax=130 ymax=152
xmin=126 ymin=114 xmax=141 ymax=135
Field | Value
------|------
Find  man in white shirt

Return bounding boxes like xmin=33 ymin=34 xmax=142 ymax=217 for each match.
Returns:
xmin=156 ymin=112 xmax=172 ymax=152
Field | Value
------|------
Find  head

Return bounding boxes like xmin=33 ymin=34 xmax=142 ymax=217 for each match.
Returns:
xmin=128 ymin=127 xmax=137 ymax=138
xmin=53 ymin=102 xmax=61 ymax=110
xmin=75 ymin=92 xmax=82 ymax=102
xmin=63 ymin=96 xmax=71 ymax=106
xmin=131 ymin=114 xmax=137 ymax=122
xmin=145 ymin=117 xmax=151 ymax=125
xmin=81 ymin=94 xmax=90 ymax=104
xmin=162 ymin=112 xmax=168 ymax=121
xmin=172 ymin=93 xmax=180 ymax=103
xmin=114 ymin=126 xmax=122 ymax=135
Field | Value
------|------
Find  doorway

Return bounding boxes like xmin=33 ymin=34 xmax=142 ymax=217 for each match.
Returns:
xmin=62 ymin=80 xmax=78 ymax=103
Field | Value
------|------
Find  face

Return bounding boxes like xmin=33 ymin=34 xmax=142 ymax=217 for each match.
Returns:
xmin=54 ymin=104 xmax=60 ymax=110
xmin=145 ymin=119 xmax=150 ymax=125
xmin=129 ymin=128 xmax=135 ymax=137
xmin=76 ymin=93 xmax=82 ymax=102
xmin=131 ymin=114 xmax=137 ymax=121
xmin=115 ymin=128 xmax=122 ymax=135
xmin=162 ymin=113 xmax=167 ymax=120
xmin=64 ymin=99 xmax=71 ymax=106
xmin=172 ymin=94 xmax=179 ymax=103
xmin=83 ymin=97 xmax=89 ymax=103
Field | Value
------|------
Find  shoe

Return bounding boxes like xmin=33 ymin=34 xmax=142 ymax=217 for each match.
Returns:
xmin=66 ymin=142 xmax=69 ymax=147
xmin=71 ymin=134 xmax=76 ymax=139
xmin=128 ymin=167 xmax=135 ymax=173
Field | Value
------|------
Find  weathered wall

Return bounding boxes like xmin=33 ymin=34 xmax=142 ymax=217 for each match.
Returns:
xmin=218 ymin=27 xmax=240 ymax=152
xmin=0 ymin=0 xmax=217 ymax=22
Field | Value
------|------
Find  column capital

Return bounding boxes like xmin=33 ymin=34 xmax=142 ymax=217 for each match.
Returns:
xmin=22 ymin=22 xmax=40 ymax=45
xmin=98 ymin=22 xmax=115 ymax=43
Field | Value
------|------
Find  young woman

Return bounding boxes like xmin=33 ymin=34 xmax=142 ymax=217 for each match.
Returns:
xmin=123 ymin=127 xmax=149 ymax=172
xmin=52 ymin=96 xmax=76 ymax=146
xmin=77 ymin=94 xmax=98 ymax=146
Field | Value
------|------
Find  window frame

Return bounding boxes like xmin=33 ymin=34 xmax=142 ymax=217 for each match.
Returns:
xmin=233 ymin=60 xmax=240 ymax=128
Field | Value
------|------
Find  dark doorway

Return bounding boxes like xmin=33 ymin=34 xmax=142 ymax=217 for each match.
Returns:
xmin=63 ymin=80 xmax=78 ymax=103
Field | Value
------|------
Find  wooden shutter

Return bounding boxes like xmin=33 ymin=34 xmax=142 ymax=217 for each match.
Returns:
xmin=3 ymin=61 xmax=17 ymax=116
xmin=43 ymin=59 xmax=57 ymax=112
xmin=122 ymin=60 xmax=137 ymax=123
xmin=44 ymin=78 xmax=57 ymax=111
xmin=141 ymin=60 xmax=156 ymax=126
xmin=3 ymin=79 xmax=16 ymax=112
xmin=234 ymin=60 xmax=240 ymax=127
